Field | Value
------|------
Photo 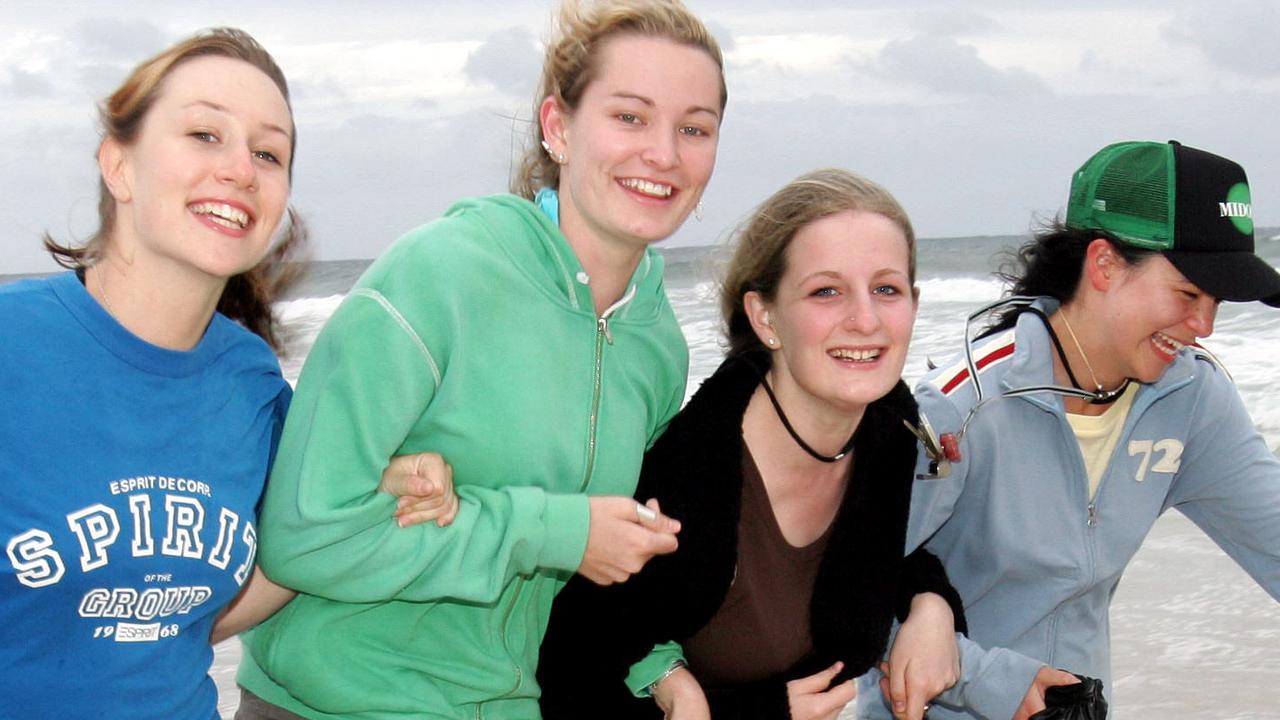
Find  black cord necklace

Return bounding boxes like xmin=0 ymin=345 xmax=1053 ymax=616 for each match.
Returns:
xmin=759 ymin=376 xmax=857 ymax=463
xmin=1024 ymin=307 xmax=1130 ymax=405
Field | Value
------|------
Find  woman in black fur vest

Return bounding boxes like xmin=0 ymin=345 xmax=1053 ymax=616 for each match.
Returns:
xmin=538 ymin=169 xmax=967 ymax=720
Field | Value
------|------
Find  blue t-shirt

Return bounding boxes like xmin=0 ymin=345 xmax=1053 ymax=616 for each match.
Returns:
xmin=0 ymin=272 xmax=289 ymax=719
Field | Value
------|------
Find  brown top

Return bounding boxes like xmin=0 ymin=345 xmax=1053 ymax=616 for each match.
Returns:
xmin=682 ymin=445 xmax=834 ymax=686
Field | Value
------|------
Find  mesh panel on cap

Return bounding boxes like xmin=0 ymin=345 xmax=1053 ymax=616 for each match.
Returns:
xmin=1094 ymin=148 xmax=1168 ymax=225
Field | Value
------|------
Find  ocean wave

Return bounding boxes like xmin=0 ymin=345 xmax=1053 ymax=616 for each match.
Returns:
xmin=917 ymin=276 xmax=1005 ymax=304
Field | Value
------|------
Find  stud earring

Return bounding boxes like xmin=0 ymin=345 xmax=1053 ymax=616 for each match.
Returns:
xmin=766 ymin=337 xmax=777 ymax=347
xmin=695 ymin=201 xmax=704 ymax=222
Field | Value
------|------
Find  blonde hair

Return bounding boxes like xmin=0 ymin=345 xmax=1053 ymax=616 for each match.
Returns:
xmin=44 ymin=27 xmax=305 ymax=350
xmin=721 ymin=168 xmax=917 ymax=356
xmin=512 ymin=0 xmax=727 ymax=199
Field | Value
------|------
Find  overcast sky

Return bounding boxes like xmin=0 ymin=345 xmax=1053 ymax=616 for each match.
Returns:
xmin=3 ymin=0 xmax=1279 ymax=274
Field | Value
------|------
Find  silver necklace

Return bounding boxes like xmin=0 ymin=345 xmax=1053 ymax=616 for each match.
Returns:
xmin=94 ymin=266 xmax=118 ymax=319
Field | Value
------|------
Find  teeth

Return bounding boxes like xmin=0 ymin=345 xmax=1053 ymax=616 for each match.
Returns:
xmin=1152 ymin=332 xmax=1184 ymax=356
xmin=619 ymin=178 xmax=673 ymax=197
xmin=190 ymin=202 xmax=249 ymax=229
xmin=830 ymin=348 xmax=881 ymax=362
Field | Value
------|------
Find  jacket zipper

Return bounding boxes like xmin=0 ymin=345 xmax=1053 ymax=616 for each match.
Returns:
xmin=489 ymin=286 xmax=641 ymax=710
xmin=578 ymin=286 xmax=635 ymax=491
xmin=494 ymin=578 xmax=527 ymax=701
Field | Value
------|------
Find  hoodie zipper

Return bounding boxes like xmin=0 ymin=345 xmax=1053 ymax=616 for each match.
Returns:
xmin=491 ymin=285 xmax=636 ymax=707
xmin=578 ymin=285 xmax=636 ymax=491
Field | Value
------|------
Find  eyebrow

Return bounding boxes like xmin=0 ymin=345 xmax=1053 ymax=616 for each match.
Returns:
xmin=610 ymin=92 xmax=721 ymax=122
xmin=798 ymin=268 xmax=909 ymax=284
xmin=185 ymin=100 xmax=292 ymax=139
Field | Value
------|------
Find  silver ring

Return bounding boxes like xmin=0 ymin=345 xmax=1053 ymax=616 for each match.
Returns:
xmin=635 ymin=503 xmax=657 ymax=522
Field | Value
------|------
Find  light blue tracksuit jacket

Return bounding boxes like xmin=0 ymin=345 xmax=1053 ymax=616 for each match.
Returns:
xmin=859 ymin=298 xmax=1280 ymax=719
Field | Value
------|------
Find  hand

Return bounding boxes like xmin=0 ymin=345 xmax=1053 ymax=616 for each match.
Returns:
xmin=878 ymin=592 xmax=960 ymax=720
xmin=1012 ymin=667 xmax=1080 ymax=720
xmin=379 ymin=452 xmax=460 ymax=528
xmin=578 ymin=497 xmax=680 ymax=584
xmin=787 ymin=661 xmax=858 ymax=720
xmin=652 ymin=666 xmax=710 ymax=720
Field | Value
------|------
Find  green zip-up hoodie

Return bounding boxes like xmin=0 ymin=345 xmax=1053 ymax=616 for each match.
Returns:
xmin=237 ymin=194 xmax=688 ymax=719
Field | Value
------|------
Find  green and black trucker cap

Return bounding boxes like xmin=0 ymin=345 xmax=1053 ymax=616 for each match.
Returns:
xmin=1065 ymin=140 xmax=1280 ymax=307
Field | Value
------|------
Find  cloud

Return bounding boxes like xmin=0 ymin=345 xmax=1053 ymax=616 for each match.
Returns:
xmin=704 ymin=19 xmax=736 ymax=53
xmin=1 ymin=66 xmax=52 ymax=98
xmin=289 ymin=75 xmax=350 ymax=104
xmin=1165 ymin=0 xmax=1280 ymax=78
xmin=871 ymin=34 xmax=1049 ymax=97
xmin=463 ymin=27 xmax=540 ymax=96
xmin=288 ymin=106 xmax=531 ymax=260
xmin=908 ymin=7 xmax=1002 ymax=37
xmin=71 ymin=17 xmax=169 ymax=63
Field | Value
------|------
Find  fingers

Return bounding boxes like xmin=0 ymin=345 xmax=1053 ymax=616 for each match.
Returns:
xmin=604 ymin=497 xmax=681 ymax=558
xmin=1047 ymin=668 xmax=1081 ymax=687
xmin=393 ymin=492 xmax=457 ymax=528
xmin=395 ymin=492 xmax=443 ymax=514
xmin=788 ymin=663 xmax=854 ymax=720
xmin=1015 ymin=666 xmax=1061 ymax=720
xmin=436 ymin=492 xmax=460 ymax=527
xmin=823 ymin=679 xmax=858 ymax=716
xmin=888 ymin=656 xmax=908 ymax=717
xmin=381 ymin=452 xmax=451 ymax=497
xmin=790 ymin=661 xmax=844 ymax=694
xmin=637 ymin=498 xmax=681 ymax=533
xmin=384 ymin=452 xmax=460 ymax=528
xmin=580 ymin=497 xmax=683 ymax=585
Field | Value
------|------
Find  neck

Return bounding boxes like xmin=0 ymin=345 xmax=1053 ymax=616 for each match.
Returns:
xmin=555 ymin=191 xmax=648 ymax=315
xmin=88 ymin=248 xmax=224 ymax=351
xmin=569 ymin=232 xmax=645 ymax=315
xmin=757 ymin=368 xmax=864 ymax=463
xmin=742 ymin=385 xmax=851 ymax=547
xmin=742 ymin=384 xmax=851 ymax=489
xmin=1048 ymin=305 xmax=1126 ymax=415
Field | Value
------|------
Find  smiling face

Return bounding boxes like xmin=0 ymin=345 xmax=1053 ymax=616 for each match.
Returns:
xmin=747 ymin=210 xmax=918 ymax=420
xmin=543 ymin=33 xmax=721 ymax=261
xmin=1089 ymin=250 xmax=1218 ymax=384
xmin=100 ymin=55 xmax=293 ymax=285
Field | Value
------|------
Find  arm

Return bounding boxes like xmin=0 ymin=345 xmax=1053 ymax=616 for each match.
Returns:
xmin=894 ymin=548 xmax=967 ymax=633
xmin=626 ymin=641 xmax=687 ymax=697
xmin=878 ymin=593 xmax=959 ymax=720
xmin=257 ymin=290 xmax=590 ymax=604
xmin=651 ymin=665 xmax=711 ymax=720
xmin=210 ymin=567 xmax=295 ymax=644
xmin=1167 ymin=369 xmax=1280 ymax=599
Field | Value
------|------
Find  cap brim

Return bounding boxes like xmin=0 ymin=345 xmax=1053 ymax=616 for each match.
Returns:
xmin=1165 ymin=250 xmax=1280 ymax=307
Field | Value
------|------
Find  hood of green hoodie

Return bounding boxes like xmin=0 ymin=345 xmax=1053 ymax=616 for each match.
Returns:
xmin=444 ymin=193 xmax=671 ymax=323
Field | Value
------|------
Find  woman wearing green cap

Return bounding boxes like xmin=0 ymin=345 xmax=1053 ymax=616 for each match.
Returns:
xmin=858 ymin=140 xmax=1280 ymax=720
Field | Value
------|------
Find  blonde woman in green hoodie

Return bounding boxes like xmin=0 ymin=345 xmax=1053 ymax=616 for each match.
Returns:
xmin=235 ymin=1 xmax=727 ymax=718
